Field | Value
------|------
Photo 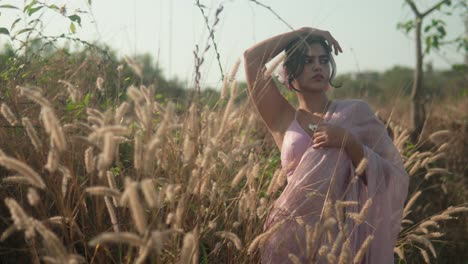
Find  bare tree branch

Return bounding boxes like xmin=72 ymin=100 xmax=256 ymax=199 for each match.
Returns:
xmin=422 ymin=0 xmax=450 ymax=17
xmin=248 ymin=0 xmax=294 ymax=30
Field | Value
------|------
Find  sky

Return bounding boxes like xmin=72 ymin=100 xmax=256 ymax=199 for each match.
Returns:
xmin=0 ymin=0 xmax=465 ymax=88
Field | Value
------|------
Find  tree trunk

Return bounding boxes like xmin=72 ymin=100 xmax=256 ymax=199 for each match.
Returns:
xmin=411 ymin=17 xmax=425 ymax=141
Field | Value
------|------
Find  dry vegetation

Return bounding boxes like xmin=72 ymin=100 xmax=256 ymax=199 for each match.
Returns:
xmin=0 ymin=59 xmax=467 ymax=264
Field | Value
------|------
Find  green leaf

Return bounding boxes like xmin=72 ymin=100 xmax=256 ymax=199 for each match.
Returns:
xmin=0 ymin=4 xmax=19 ymax=9
xmin=68 ymin=14 xmax=81 ymax=26
xmin=15 ymin=27 xmax=34 ymax=35
xmin=0 ymin=27 xmax=9 ymax=35
xmin=69 ymin=22 xmax=76 ymax=33
xmin=27 ymin=5 xmax=44 ymax=16
xmin=48 ymin=4 xmax=59 ymax=10
xmin=10 ymin=18 xmax=21 ymax=31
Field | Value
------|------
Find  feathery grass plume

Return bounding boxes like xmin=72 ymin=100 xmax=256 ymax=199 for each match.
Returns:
xmin=327 ymin=253 xmax=337 ymax=264
xmin=182 ymin=135 xmax=195 ymax=165
xmin=127 ymin=85 xmax=145 ymax=103
xmin=89 ymin=232 xmax=145 ymax=247
xmin=263 ymin=52 xmax=285 ymax=79
xmin=220 ymin=76 xmax=229 ymax=100
xmin=436 ymin=142 xmax=449 ymax=153
xmin=353 ymin=235 xmax=373 ymax=264
xmin=180 ymin=231 xmax=198 ymax=264
xmin=40 ymin=107 xmax=66 ymax=152
xmin=247 ymin=219 xmax=286 ymax=254
xmin=215 ymin=231 xmax=243 ymax=250
xmin=419 ymin=220 xmax=439 ymax=229
xmin=115 ymin=102 xmax=130 ymax=124
xmin=393 ymin=246 xmax=405 ymax=261
xmin=229 ymin=58 xmax=241 ymax=81
xmin=124 ymin=179 xmax=147 ymax=234
xmin=86 ymin=186 xmax=121 ymax=197
xmin=408 ymin=234 xmax=436 ymax=258
xmin=4 ymin=198 xmax=35 ymax=239
xmin=0 ymin=153 xmax=45 ymax=189
xmin=58 ymin=79 xmax=82 ymax=103
xmin=429 ymin=214 xmax=453 ymax=221
xmin=104 ymin=196 xmax=120 ymax=232
xmin=330 ymin=230 xmax=345 ymax=256
xmin=427 ymin=152 xmax=446 ymax=164
xmin=96 ymin=77 xmax=105 ymax=91
xmin=27 ymin=188 xmax=40 ymax=206
xmin=98 ymin=132 xmax=114 ymax=171
xmin=45 ymin=147 xmax=59 ymax=173
xmin=338 ymin=239 xmax=351 ymax=264
xmin=22 ymin=117 xmax=42 ymax=151
xmin=347 ymin=199 xmax=372 ymax=225
xmin=174 ymin=194 xmax=187 ymax=229
xmin=324 ymin=217 xmax=337 ymax=230
xmin=424 ymin=168 xmax=450 ymax=180
xmin=355 ymin=158 xmax=368 ymax=176
xmin=1 ymin=103 xmax=18 ymax=126
xmin=443 ymin=206 xmax=468 ymax=215
xmin=420 ymin=248 xmax=431 ymax=263
xmin=318 ymin=245 xmax=329 ymax=257
xmin=106 ymin=171 xmax=119 ymax=206
xmin=403 ymin=191 xmax=422 ymax=217
xmin=16 ymin=86 xmax=51 ymax=108
xmin=409 ymin=159 xmax=422 ymax=176
xmin=0 ymin=225 xmax=17 ymax=242
xmin=84 ymin=147 xmax=95 ymax=173
xmin=428 ymin=130 xmax=450 ymax=145
xmin=33 ymin=221 xmax=68 ymax=261
xmin=3 ymin=176 xmax=39 ymax=186
xmin=134 ymin=132 xmax=143 ymax=171
xmin=288 ymin=253 xmax=301 ymax=264
xmin=306 ymin=224 xmax=313 ymax=258
xmin=231 ymin=164 xmax=248 ymax=187
xmin=424 ymin=232 xmax=444 ymax=239
xmin=124 ymin=56 xmax=143 ymax=79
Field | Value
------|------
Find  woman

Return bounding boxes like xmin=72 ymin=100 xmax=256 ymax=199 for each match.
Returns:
xmin=243 ymin=28 xmax=409 ymax=263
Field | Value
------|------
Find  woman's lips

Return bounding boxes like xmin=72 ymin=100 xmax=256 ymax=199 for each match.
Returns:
xmin=312 ymin=75 xmax=324 ymax=81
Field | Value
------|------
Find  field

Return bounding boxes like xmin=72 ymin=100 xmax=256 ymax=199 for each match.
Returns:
xmin=0 ymin=48 xmax=466 ymax=264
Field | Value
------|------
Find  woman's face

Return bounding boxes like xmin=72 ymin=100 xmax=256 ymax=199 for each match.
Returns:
xmin=292 ymin=43 xmax=331 ymax=92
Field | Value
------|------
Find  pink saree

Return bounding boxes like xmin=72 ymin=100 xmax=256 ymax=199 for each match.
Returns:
xmin=262 ymin=99 xmax=409 ymax=263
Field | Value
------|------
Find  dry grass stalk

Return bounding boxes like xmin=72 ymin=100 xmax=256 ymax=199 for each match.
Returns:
xmin=0 ymin=225 xmax=17 ymax=242
xmin=1 ymin=103 xmax=18 ymax=125
xmin=403 ymin=191 xmax=422 ymax=217
xmin=58 ymin=80 xmax=82 ymax=103
xmin=0 ymin=154 xmax=46 ymax=189
xmin=27 ymin=188 xmax=40 ymax=206
xmin=231 ymin=164 xmax=248 ymax=187
xmin=124 ymin=56 xmax=143 ymax=79
xmin=393 ymin=247 xmax=405 ymax=261
xmin=428 ymin=130 xmax=450 ymax=145
xmin=17 ymin=86 xmax=51 ymax=108
xmin=408 ymin=234 xmax=436 ymax=258
xmin=347 ymin=199 xmax=372 ymax=225
xmin=263 ymin=52 xmax=285 ymax=79
xmin=45 ymin=147 xmax=59 ymax=173
xmin=338 ymin=239 xmax=351 ymax=264
xmin=214 ymin=231 xmax=243 ymax=250
xmin=353 ymin=235 xmax=374 ymax=264
xmin=22 ymin=117 xmax=42 ymax=151
xmin=89 ymin=232 xmax=144 ymax=247
xmin=288 ymin=253 xmax=301 ymax=264
xmin=104 ymin=196 xmax=120 ymax=232
xmin=3 ymin=176 xmax=38 ymax=186
xmin=85 ymin=186 xmax=121 ymax=197
xmin=247 ymin=219 xmax=286 ymax=254
xmin=84 ymin=147 xmax=95 ymax=173
xmin=4 ymin=198 xmax=35 ymax=239
xmin=424 ymin=168 xmax=450 ymax=180
xmin=124 ymin=179 xmax=147 ymax=234
xmin=40 ymin=107 xmax=66 ymax=152
xmin=97 ymin=132 xmax=114 ymax=170
xmin=229 ymin=58 xmax=241 ymax=81
xmin=180 ymin=231 xmax=198 ymax=264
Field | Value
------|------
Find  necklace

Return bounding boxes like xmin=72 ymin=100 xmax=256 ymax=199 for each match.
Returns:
xmin=299 ymin=100 xmax=332 ymax=133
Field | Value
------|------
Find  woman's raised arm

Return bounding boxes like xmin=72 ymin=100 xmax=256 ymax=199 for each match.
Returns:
xmin=243 ymin=28 xmax=342 ymax=149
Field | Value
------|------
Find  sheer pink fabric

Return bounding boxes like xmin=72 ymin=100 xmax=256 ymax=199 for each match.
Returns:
xmin=262 ymin=99 xmax=409 ymax=263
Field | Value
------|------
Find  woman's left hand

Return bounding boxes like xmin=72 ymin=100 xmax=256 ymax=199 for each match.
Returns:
xmin=311 ymin=123 xmax=352 ymax=149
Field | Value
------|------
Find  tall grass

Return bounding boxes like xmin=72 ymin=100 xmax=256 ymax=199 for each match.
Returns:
xmin=0 ymin=62 xmax=466 ymax=263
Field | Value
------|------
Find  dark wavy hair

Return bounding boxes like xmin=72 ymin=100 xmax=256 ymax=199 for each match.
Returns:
xmin=283 ymin=36 xmax=341 ymax=90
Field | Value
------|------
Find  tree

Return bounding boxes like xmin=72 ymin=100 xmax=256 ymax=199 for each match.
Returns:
xmin=398 ymin=0 xmax=467 ymax=140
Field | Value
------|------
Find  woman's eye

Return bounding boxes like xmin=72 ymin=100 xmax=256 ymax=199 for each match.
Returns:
xmin=319 ymin=57 xmax=329 ymax=64
xmin=303 ymin=57 xmax=313 ymax=64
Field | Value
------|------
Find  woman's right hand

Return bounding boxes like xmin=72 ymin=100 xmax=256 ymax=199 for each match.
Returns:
xmin=296 ymin=27 xmax=343 ymax=56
